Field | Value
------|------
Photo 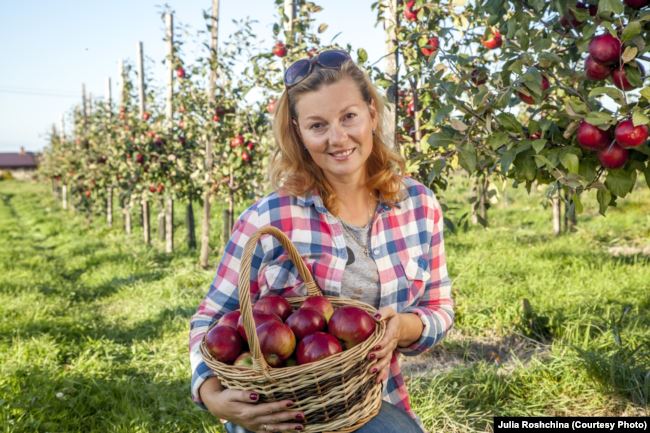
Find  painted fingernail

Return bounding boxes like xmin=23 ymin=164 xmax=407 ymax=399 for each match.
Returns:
xmin=295 ymin=426 xmax=304 ymax=431
xmin=368 ymin=353 xmax=375 ymax=360
xmin=371 ymin=367 xmax=378 ymax=374
xmin=374 ymin=313 xmax=382 ymax=320
xmin=286 ymin=401 xmax=295 ymax=407
xmin=249 ymin=392 xmax=259 ymax=401
xmin=373 ymin=345 xmax=381 ymax=351
xmin=295 ymin=413 xmax=305 ymax=421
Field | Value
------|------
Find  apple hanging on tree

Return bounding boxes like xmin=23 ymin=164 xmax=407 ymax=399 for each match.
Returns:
xmin=585 ymin=56 xmax=612 ymax=80
xmin=481 ymin=30 xmax=502 ymax=50
xmin=272 ymin=41 xmax=287 ymax=57
xmin=176 ymin=66 xmax=186 ymax=79
xmin=615 ymin=119 xmax=649 ymax=148
xmin=576 ymin=121 xmax=610 ymax=151
xmin=598 ymin=144 xmax=629 ymax=169
xmin=517 ymin=75 xmax=550 ymax=105
xmin=403 ymin=0 xmax=420 ymax=22
xmin=420 ymin=36 xmax=439 ymax=57
xmin=588 ymin=33 xmax=622 ymax=65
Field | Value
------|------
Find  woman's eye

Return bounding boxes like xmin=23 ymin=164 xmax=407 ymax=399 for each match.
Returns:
xmin=309 ymin=123 xmax=323 ymax=130
xmin=345 ymin=113 xmax=357 ymax=120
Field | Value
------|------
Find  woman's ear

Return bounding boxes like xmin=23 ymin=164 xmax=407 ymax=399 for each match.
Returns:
xmin=368 ymin=98 xmax=379 ymax=132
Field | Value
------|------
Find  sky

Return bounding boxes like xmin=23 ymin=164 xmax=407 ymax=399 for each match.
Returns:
xmin=0 ymin=1 xmax=387 ymax=153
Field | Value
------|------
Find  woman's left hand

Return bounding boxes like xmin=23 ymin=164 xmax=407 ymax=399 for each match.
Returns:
xmin=367 ymin=306 xmax=401 ymax=384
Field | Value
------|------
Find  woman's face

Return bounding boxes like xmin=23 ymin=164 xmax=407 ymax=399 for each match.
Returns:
xmin=293 ymin=77 xmax=378 ymax=186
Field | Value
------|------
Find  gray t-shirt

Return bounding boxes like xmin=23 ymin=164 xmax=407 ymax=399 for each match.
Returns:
xmin=339 ymin=217 xmax=381 ymax=309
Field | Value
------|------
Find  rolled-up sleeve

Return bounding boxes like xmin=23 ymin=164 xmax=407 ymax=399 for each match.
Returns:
xmin=189 ymin=206 xmax=260 ymax=408
xmin=398 ymin=193 xmax=454 ymax=356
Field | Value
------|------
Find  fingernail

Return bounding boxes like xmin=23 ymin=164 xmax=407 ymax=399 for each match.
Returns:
xmin=367 ymin=353 xmax=375 ymax=360
xmin=295 ymin=426 xmax=304 ymax=431
xmin=373 ymin=345 xmax=381 ymax=351
xmin=250 ymin=392 xmax=259 ymax=401
xmin=374 ymin=313 xmax=382 ymax=320
xmin=371 ymin=367 xmax=378 ymax=374
xmin=295 ymin=413 xmax=305 ymax=421
xmin=286 ymin=401 xmax=295 ymax=407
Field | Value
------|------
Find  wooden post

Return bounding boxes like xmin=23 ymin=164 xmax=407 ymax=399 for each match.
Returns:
xmin=165 ymin=13 xmax=174 ymax=253
xmin=119 ymin=60 xmax=132 ymax=235
xmin=383 ymin=0 xmax=399 ymax=150
xmin=552 ymin=187 xmax=561 ymax=235
xmin=106 ymin=76 xmax=113 ymax=228
xmin=60 ymin=115 xmax=67 ymax=210
xmin=187 ymin=200 xmax=197 ymax=249
xmin=200 ymin=0 xmax=220 ymax=268
xmin=137 ymin=41 xmax=151 ymax=245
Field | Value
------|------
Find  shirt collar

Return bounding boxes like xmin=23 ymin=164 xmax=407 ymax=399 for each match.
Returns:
xmin=296 ymin=187 xmax=402 ymax=214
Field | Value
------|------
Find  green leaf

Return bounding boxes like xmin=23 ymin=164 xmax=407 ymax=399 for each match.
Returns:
xmin=496 ymin=113 xmax=523 ymax=133
xmin=532 ymin=139 xmax=546 ymax=153
xmin=501 ymin=150 xmax=516 ymax=174
xmin=356 ymin=48 xmax=368 ymax=64
xmin=560 ymin=153 xmax=580 ymax=174
xmin=573 ymin=193 xmax=584 ymax=214
xmin=641 ymin=87 xmax=650 ymax=101
xmin=632 ymin=110 xmax=650 ymax=126
xmin=597 ymin=188 xmax=612 ymax=215
xmin=605 ymin=168 xmax=637 ymax=197
xmin=428 ymin=132 xmax=457 ymax=148
xmin=585 ymin=111 xmax=616 ymax=127
xmin=318 ymin=23 xmax=328 ymax=33
xmin=625 ymin=66 xmax=643 ymax=88
xmin=487 ymin=132 xmax=510 ymax=150
xmin=621 ymin=21 xmax=642 ymax=42
xmin=458 ymin=144 xmax=477 ymax=173
xmin=598 ymin=0 xmax=624 ymax=16
xmin=588 ymin=87 xmax=625 ymax=105
xmin=621 ymin=46 xmax=638 ymax=64
xmin=565 ymin=97 xmax=588 ymax=118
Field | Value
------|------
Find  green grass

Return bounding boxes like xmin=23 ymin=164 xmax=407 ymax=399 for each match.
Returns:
xmin=0 ymin=178 xmax=648 ymax=432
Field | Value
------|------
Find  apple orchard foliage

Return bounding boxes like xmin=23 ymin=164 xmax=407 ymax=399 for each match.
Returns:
xmin=380 ymin=0 xmax=649 ymax=215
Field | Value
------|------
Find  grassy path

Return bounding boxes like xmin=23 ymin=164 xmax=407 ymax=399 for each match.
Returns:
xmin=0 ymin=180 xmax=648 ymax=432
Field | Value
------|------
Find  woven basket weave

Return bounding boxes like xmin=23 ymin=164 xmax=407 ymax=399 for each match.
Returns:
xmin=200 ymin=225 xmax=386 ymax=433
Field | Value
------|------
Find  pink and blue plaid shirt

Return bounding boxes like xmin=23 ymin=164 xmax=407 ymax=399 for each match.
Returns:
xmin=189 ymin=176 xmax=454 ymax=423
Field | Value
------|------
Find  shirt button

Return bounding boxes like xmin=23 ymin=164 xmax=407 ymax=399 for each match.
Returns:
xmin=373 ymin=248 xmax=380 ymax=256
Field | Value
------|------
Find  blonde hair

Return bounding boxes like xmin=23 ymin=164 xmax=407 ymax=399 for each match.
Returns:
xmin=269 ymin=58 xmax=406 ymax=215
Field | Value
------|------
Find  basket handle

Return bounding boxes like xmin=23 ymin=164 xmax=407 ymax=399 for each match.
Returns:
xmin=238 ymin=225 xmax=322 ymax=373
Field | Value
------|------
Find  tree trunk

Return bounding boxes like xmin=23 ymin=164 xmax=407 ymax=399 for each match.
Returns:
xmin=187 ymin=200 xmax=197 ymax=250
xmin=471 ymin=175 xmax=488 ymax=226
xmin=383 ymin=0 xmax=399 ymax=151
xmin=165 ymin=196 xmax=174 ymax=253
xmin=158 ymin=198 xmax=166 ymax=241
xmin=62 ymin=184 xmax=68 ymax=210
xmin=222 ymin=208 xmax=232 ymax=249
xmin=564 ymin=191 xmax=577 ymax=233
xmin=124 ymin=202 xmax=132 ymax=235
xmin=107 ymin=187 xmax=113 ymax=227
xmin=142 ymin=195 xmax=151 ymax=245
xmin=552 ymin=188 xmax=561 ymax=236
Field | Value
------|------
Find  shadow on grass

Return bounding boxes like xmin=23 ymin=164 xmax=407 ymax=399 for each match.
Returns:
xmin=1 ymin=366 xmax=220 ymax=433
xmin=535 ymin=248 xmax=650 ymax=267
xmin=574 ymin=344 xmax=648 ymax=407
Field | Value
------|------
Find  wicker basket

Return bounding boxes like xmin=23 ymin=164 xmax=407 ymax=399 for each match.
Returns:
xmin=200 ymin=226 xmax=386 ymax=433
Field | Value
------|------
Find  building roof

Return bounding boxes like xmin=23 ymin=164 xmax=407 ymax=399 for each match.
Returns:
xmin=0 ymin=152 xmax=39 ymax=169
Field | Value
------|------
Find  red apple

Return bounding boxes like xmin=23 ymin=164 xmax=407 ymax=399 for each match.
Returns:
xmin=403 ymin=0 xmax=419 ymax=22
xmin=624 ymin=0 xmax=649 ymax=8
xmin=234 ymin=351 xmax=254 ymax=367
xmin=218 ymin=310 xmax=241 ymax=329
xmin=176 ymin=66 xmax=185 ymax=79
xmin=406 ymin=100 xmax=415 ymax=116
xmin=84 ymin=190 xmax=91 ymax=198
xmin=253 ymin=294 xmax=292 ymax=321
xmin=481 ymin=31 xmax=502 ymax=50
xmin=577 ymin=121 xmax=611 ymax=151
xmin=142 ymin=111 xmax=151 ymax=121
xmin=328 ymin=306 xmax=376 ymax=349
xmin=205 ymin=325 xmax=243 ymax=364
xmin=272 ymin=42 xmax=287 ymax=57
xmin=585 ymin=56 xmax=612 ymax=80
xmin=517 ymin=75 xmax=550 ymax=105
xmin=242 ymin=151 xmax=251 ymax=163
xmin=246 ymin=141 xmax=255 ymax=151
xmin=135 ymin=153 xmax=144 ymax=164
xmin=588 ymin=34 xmax=622 ymax=65
xmin=149 ymin=184 xmax=156 ymax=193
xmin=212 ymin=114 xmax=220 ymax=122
xmin=286 ymin=308 xmax=326 ymax=341
xmin=156 ymin=183 xmax=164 ymax=193
xmin=296 ymin=332 xmax=343 ymax=365
xmin=237 ymin=311 xmax=281 ymax=342
xmin=230 ymin=134 xmax=245 ymax=148
xmin=598 ymin=144 xmax=629 ymax=169
xmin=615 ymin=119 xmax=649 ymax=148
xmin=257 ymin=320 xmax=296 ymax=367
xmin=611 ymin=67 xmax=635 ymax=90
xmin=420 ymin=36 xmax=439 ymax=57
xmin=301 ymin=296 xmax=334 ymax=322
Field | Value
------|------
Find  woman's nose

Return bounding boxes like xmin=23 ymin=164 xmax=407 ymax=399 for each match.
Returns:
xmin=328 ymin=123 xmax=348 ymax=145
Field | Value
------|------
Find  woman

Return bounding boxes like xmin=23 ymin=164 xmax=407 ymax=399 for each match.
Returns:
xmin=189 ymin=49 xmax=454 ymax=433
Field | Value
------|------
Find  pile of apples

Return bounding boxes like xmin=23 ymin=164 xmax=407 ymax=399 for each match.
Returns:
xmin=205 ymin=295 xmax=377 ymax=368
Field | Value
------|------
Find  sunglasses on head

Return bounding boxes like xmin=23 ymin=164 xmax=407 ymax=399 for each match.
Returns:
xmin=283 ymin=49 xmax=352 ymax=88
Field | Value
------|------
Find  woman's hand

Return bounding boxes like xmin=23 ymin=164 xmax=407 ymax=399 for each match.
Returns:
xmin=367 ymin=307 xmax=401 ymax=384
xmin=199 ymin=376 xmax=305 ymax=432
xmin=367 ymin=308 xmax=424 ymax=384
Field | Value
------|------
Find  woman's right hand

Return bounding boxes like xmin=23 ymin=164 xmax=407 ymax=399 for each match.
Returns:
xmin=199 ymin=376 xmax=306 ymax=433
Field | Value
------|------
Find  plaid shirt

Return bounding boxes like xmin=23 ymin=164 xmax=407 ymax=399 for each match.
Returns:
xmin=189 ymin=176 xmax=454 ymax=425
